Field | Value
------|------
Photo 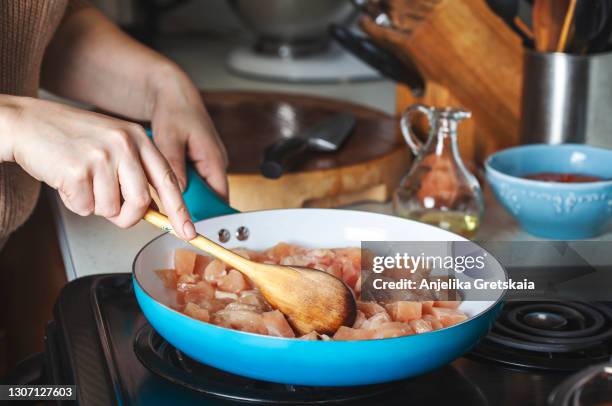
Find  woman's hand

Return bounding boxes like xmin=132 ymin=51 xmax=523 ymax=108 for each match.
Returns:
xmin=149 ymin=66 xmax=229 ymax=199
xmin=0 ymin=95 xmax=197 ymax=240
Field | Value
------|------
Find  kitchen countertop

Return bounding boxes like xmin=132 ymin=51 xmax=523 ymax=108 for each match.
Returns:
xmin=50 ymin=36 xmax=612 ymax=280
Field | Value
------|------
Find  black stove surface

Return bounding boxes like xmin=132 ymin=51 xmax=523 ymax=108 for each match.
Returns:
xmin=42 ymin=274 xmax=610 ymax=406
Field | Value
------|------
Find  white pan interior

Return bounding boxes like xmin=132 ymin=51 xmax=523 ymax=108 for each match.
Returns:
xmin=134 ymin=209 xmax=504 ymax=320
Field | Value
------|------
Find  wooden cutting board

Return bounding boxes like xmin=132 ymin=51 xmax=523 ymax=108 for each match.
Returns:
xmin=201 ymin=91 xmax=410 ymax=211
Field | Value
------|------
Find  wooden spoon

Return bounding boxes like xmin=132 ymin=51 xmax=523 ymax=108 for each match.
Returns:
xmin=143 ymin=209 xmax=357 ymax=336
xmin=533 ymin=0 xmax=572 ymax=52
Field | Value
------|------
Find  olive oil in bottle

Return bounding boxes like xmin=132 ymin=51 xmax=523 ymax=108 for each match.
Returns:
xmin=392 ymin=105 xmax=484 ymax=239
xmin=405 ymin=210 xmax=480 ymax=239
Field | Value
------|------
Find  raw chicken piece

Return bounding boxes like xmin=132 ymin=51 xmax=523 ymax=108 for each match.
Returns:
xmin=155 ymin=269 xmax=177 ymax=289
xmin=422 ymin=301 xmax=435 ymax=315
xmin=385 ymin=301 xmax=422 ymax=322
xmin=203 ymin=260 xmax=227 ymax=285
xmin=215 ymin=291 xmax=238 ymax=301
xmin=183 ymin=302 xmax=210 ymax=322
xmin=409 ymin=319 xmax=433 ymax=334
xmin=434 ymin=301 xmax=461 ymax=309
xmin=212 ymin=310 xmax=267 ymax=334
xmin=423 ymin=314 xmax=444 ymax=330
xmin=217 ymin=269 xmax=249 ymax=293
xmin=361 ymin=312 xmax=392 ymax=330
xmin=194 ymin=255 xmax=213 ymax=278
xmin=299 ymin=331 xmax=319 ymax=340
xmin=197 ymin=298 xmax=233 ymax=314
xmin=224 ymin=302 xmax=263 ymax=314
xmin=238 ymin=290 xmax=271 ymax=312
xmin=371 ymin=322 xmax=414 ymax=339
xmin=353 ymin=310 xmax=366 ymax=329
xmin=262 ymin=310 xmax=295 ymax=338
xmin=333 ymin=326 xmax=375 ymax=341
xmin=429 ymin=307 xmax=468 ymax=327
xmin=266 ymin=243 xmax=302 ymax=262
xmin=181 ymin=281 xmax=215 ymax=305
xmin=357 ymin=301 xmax=387 ymax=318
xmin=174 ymin=249 xmax=197 ymax=276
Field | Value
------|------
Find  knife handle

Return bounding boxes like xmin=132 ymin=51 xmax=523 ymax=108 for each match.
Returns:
xmin=260 ymin=137 xmax=309 ymax=179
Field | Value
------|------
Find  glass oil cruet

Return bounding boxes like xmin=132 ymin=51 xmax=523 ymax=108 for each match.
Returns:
xmin=392 ymin=104 xmax=484 ymax=239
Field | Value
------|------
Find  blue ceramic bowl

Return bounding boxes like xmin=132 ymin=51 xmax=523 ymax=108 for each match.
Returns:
xmin=485 ymin=144 xmax=612 ymax=239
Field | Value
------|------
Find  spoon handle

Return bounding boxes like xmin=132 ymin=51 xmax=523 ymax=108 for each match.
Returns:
xmin=143 ymin=209 xmax=254 ymax=276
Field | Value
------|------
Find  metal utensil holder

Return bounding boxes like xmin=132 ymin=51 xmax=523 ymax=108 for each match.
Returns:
xmin=520 ymin=49 xmax=612 ymax=146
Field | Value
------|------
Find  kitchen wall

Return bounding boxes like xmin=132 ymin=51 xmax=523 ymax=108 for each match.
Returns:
xmin=88 ymin=0 xmax=245 ymax=35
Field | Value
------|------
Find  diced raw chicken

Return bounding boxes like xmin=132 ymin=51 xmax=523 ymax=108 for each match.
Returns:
xmin=183 ymin=302 xmax=210 ymax=322
xmin=266 ymin=243 xmax=302 ymax=262
xmin=198 ymin=298 xmax=233 ymax=314
xmin=214 ymin=291 xmax=238 ymax=301
xmin=353 ymin=310 xmax=366 ymax=329
xmin=212 ymin=310 xmax=267 ymax=334
xmin=385 ymin=301 xmax=422 ymax=322
xmin=333 ymin=326 xmax=375 ymax=341
xmin=174 ymin=249 xmax=197 ymax=276
xmin=422 ymin=301 xmax=435 ymax=315
xmin=217 ymin=269 xmax=249 ymax=293
xmin=158 ymin=245 xmax=469 ymax=341
xmin=224 ymin=302 xmax=263 ymax=314
xmin=194 ymin=255 xmax=213 ymax=277
xmin=299 ymin=331 xmax=319 ymax=340
xmin=155 ymin=269 xmax=177 ymax=289
xmin=357 ymin=301 xmax=386 ymax=318
xmin=371 ymin=322 xmax=414 ymax=339
xmin=434 ymin=301 xmax=461 ymax=309
xmin=181 ymin=281 xmax=215 ymax=305
xmin=238 ymin=290 xmax=271 ymax=312
xmin=361 ymin=311 xmax=392 ymax=330
xmin=409 ymin=319 xmax=433 ymax=334
xmin=203 ymin=260 xmax=227 ymax=285
xmin=429 ymin=307 xmax=468 ymax=327
xmin=262 ymin=310 xmax=295 ymax=338
xmin=423 ymin=314 xmax=444 ymax=330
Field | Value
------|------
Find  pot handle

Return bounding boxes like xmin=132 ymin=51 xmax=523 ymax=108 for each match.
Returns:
xmin=399 ymin=104 xmax=432 ymax=156
xmin=146 ymin=130 xmax=238 ymax=221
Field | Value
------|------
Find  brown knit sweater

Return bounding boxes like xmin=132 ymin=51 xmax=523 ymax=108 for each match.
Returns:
xmin=0 ymin=0 xmax=88 ymax=249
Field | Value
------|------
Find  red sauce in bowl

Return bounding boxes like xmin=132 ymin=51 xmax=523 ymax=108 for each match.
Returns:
xmin=524 ymin=172 xmax=607 ymax=183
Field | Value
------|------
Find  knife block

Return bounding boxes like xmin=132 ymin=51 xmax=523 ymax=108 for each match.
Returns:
xmin=361 ymin=0 xmax=524 ymax=165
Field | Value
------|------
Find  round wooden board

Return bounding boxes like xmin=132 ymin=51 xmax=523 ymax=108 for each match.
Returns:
xmin=202 ymin=91 xmax=410 ymax=210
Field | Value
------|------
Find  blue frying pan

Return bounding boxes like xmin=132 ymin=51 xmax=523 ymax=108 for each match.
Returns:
xmin=133 ymin=153 xmax=505 ymax=387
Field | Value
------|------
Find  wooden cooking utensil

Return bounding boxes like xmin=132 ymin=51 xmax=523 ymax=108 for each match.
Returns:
xmin=143 ymin=208 xmax=357 ymax=335
xmin=533 ymin=0 xmax=571 ymax=52
xmin=557 ymin=0 xmax=577 ymax=52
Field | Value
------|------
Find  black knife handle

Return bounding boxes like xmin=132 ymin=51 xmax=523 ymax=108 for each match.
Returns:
xmin=329 ymin=24 xmax=424 ymax=95
xmin=260 ymin=137 xmax=309 ymax=179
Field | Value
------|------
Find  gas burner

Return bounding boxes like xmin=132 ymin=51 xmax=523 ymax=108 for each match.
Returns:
xmin=470 ymin=301 xmax=612 ymax=371
xmin=133 ymin=324 xmax=395 ymax=404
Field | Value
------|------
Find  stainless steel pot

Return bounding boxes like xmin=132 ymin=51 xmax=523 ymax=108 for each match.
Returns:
xmin=228 ymin=0 xmax=357 ymax=57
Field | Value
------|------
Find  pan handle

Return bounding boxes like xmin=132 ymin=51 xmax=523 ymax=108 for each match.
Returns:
xmin=146 ymin=130 xmax=238 ymax=221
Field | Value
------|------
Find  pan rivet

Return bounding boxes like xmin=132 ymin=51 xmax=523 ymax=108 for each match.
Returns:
xmin=218 ymin=229 xmax=230 ymax=243
xmin=236 ymin=226 xmax=250 ymax=241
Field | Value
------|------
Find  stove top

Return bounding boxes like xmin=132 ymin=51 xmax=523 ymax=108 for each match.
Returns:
xmin=40 ymin=274 xmax=612 ymax=406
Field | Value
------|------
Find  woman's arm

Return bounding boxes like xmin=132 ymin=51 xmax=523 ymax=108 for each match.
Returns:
xmin=42 ymin=6 xmax=228 ymax=197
